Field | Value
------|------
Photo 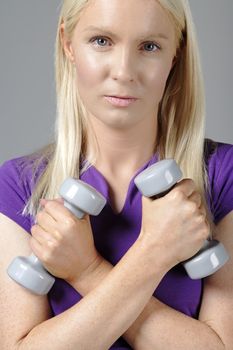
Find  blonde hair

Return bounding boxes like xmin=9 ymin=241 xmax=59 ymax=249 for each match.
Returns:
xmin=23 ymin=0 xmax=214 ymax=232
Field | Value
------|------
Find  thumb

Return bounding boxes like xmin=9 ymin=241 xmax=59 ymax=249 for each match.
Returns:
xmin=40 ymin=197 xmax=64 ymax=206
xmin=53 ymin=197 xmax=64 ymax=204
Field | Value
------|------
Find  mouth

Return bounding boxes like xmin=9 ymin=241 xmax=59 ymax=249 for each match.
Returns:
xmin=104 ymin=95 xmax=138 ymax=107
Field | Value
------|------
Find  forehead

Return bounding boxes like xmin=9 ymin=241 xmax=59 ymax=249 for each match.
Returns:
xmin=75 ymin=0 xmax=175 ymax=38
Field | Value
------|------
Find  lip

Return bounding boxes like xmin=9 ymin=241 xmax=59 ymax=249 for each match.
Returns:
xmin=104 ymin=95 xmax=138 ymax=107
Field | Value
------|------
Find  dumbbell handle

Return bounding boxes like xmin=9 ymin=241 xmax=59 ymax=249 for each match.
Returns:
xmin=63 ymin=200 xmax=85 ymax=219
xmin=28 ymin=254 xmax=45 ymax=267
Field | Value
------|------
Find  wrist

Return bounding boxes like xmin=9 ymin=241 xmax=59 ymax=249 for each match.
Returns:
xmin=67 ymin=254 xmax=113 ymax=295
xmin=135 ymin=233 xmax=173 ymax=276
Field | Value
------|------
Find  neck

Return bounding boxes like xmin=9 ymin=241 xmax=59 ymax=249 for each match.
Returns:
xmin=86 ymin=116 xmax=158 ymax=178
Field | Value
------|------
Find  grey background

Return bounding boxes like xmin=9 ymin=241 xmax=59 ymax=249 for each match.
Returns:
xmin=0 ymin=0 xmax=232 ymax=165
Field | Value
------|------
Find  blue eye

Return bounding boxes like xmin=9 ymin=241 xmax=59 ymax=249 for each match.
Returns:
xmin=89 ymin=36 xmax=161 ymax=52
xmin=143 ymin=42 xmax=160 ymax=52
xmin=90 ymin=36 xmax=109 ymax=47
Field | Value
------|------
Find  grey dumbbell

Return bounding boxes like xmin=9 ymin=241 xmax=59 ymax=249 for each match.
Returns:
xmin=7 ymin=178 xmax=106 ymax=295
xmin=134 ymin=159 xmax=229 ymax=279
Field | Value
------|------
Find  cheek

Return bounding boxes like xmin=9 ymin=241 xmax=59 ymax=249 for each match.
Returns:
xmin=75 ymin=50 xmax=103 ymax=91
xmin=145 ymin=62 xmax=172 ymax=103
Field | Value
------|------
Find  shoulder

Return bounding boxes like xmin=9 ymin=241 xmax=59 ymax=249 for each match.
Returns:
xmin=204 ymin=138 xmax=233 ymax=224
xmin=0 ymin=154 xmax=47 ymax=196
xmin=0 ymin=153 xmax=48 ymax=232
xmin=0 ymin=156 xmax=31 ymax=198
xmin=204 ymin=138 xmax=233 ymax=169
xmin=204 ymin=138 xmax=233 ymax=190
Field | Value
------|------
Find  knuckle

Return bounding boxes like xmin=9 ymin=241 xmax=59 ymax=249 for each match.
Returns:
xmin=54 ymin=228 xmax=63 ymax=242
xmin=42 ymin=251 xmax=51 ymax=264
xmin=198 ymin=224 xmax=210 ymax=240
xmin=42 ymin=242 xmax=58 ymax=263
xmin=169 ymin=188 xmax=185 ymax=202
xmin=37 ymin=210 xmax=43 ymax=219
xmin=199 ymin=205 xmax=206 ymax=216
xmin=44 ymin=200 xmax=53 ymax=211
xmin=193 ymin=191 xmax=201 ymax=203
xmin=31 ymin=224 xmax=39 ymax=237
xmin=183 ymin=177 xmax=192 ymax=185
xmin=36 ymin=211 xmax=43 ymax=223
xmin=185 ymin=178 xmax=196 ymax=189
xmin=187 ymin=178 xmax=195 ymax=186
xmin=179 ymin=178 xmax=194 ymax=190
xmin=64 ymin=216 xmax=76 ymax=229
xmin=196 ymin=214 xmax=205 ymax=225
xmin=186 ymin=201 xmax=198 ymax=214
xmin=203 ymin=223 xmax=210 ymax=237
xmin=183 ymin=200 xmax=198 ymax=215
xmin=48 ymin=240 xmax=59 ymax=251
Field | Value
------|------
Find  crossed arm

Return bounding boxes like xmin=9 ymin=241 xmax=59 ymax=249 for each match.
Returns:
xmin=1 ymin=210 xmax=233 ymax=350
xmin=69 ymin=211 xmax=233 ymax=350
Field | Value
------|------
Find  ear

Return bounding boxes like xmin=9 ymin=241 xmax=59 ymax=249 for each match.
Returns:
xmin=60 ymin=22 xmax=75 ymax=64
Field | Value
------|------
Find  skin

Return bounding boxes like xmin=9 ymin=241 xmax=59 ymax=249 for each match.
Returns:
xmin=68 ymin=0 xmax=176 ymax=131
xmin=62 ymin=0 xmax=177 ymax=199
xmin=1 ymin=1 xmax=233 ymax=349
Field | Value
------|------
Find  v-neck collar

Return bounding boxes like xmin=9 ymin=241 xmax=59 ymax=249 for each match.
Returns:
xmin=80 ymin=153 xmax=159 ymax=216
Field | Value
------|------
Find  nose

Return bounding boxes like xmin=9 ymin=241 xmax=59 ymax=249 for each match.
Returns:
xmin=111 ymin=47 xmax=136 ymax=83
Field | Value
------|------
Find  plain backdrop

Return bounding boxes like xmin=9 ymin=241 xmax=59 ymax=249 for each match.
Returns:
xmin=0 ymin=0 xmax=232 ymax=165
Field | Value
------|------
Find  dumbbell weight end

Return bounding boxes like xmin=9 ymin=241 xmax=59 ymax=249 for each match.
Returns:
xmin=183 ymin=239 xmax=229 ymax=279
xmin=7 ymin=253 xmax=55 ymax=295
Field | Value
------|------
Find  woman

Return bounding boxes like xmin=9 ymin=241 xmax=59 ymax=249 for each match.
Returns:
xmin=0 ymin=0 xmax=233 ymax=349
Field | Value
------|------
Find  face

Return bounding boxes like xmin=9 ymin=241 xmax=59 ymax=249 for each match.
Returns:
xmin=63 ymin=0 xmax=177 ymax=130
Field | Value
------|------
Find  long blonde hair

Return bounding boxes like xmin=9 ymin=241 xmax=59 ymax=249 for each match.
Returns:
xmin=23 ymin=0 xmax=214 ymax=231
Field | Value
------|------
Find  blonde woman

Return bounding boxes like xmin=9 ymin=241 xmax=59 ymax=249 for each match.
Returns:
xmin=0 ymin=0 xmax=233 ymax=349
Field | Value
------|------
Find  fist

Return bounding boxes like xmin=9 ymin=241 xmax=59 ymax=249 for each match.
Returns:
xmin=138 ymin=178 xmax=210 ymax=269
xmin=30 ymin=198 xmax=101 ymax=284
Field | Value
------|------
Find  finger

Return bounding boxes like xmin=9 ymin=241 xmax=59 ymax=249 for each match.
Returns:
xmin=29 ymin=236 xmax=44 ymax=258
xmin=53 ymin=197 xmax=64 ymax=204
xmin=31 ymin=224 xmax=56 ymax=246
xmin=199 ymin=202 xmax=207 ymax=217
xmin=188 ymin=192 xmax=202 ymax=208
xmin=36 ymin=210 xmax=59 ymax=236
xmin=173 ymin=178 xmax=196 ymax=198
xmin=41 ymin=199 xmax=75 ymax=223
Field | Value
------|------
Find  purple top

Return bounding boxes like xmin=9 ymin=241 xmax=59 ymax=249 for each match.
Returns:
xmin=0 ymin=139 xmax=233 ymax=349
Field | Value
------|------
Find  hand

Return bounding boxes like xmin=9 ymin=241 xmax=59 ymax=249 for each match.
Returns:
xmin=138 ymin=178 xmax=210 ymax=269
xmin=30 ymin=198 xmax=102 ymax=284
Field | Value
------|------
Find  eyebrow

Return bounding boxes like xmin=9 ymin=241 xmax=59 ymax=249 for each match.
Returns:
xmin=83 ymin=26 xmax=169 ymax=41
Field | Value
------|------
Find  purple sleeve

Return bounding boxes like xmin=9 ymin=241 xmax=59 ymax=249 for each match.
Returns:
xmin=207 ymin=141 xmax=233 ymax=224
xmin=0 ymin=158 xmax=32 ymax=233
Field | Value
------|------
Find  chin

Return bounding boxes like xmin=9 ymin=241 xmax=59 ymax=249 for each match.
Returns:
xmin=89 ymin=108 xmax=132 ymax=126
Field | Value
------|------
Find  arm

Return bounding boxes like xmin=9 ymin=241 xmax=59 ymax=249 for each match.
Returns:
xmin=0 ymin=179 xmax=210 ymax=349
xmin=72 ymin=212 xmax=233 ymax=350
xmin=126 ymin=211 xmax=233 ymax=350
xmin=0 ymin=213 xmax=168 ymax=350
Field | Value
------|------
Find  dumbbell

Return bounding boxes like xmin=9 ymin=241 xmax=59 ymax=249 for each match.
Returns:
xmin=134 ymin=159 xmax=229 ymax=279
xmin=7 ymin=178 xmax=106 ymax=295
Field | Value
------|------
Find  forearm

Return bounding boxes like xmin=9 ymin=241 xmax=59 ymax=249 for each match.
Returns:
xmin=72 ymin=259 xmax=225 ymax=350
xmin=17 ymin=240 xmax=167 ymax=350
xmin=123 ymin=297 xmax=225 ymax=350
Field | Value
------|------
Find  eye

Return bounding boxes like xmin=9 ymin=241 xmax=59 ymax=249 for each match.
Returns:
xmin=90 ymin=36 xmax=109 ymax=47
xmin=143 ymin=42 xmax=160 ymax=52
